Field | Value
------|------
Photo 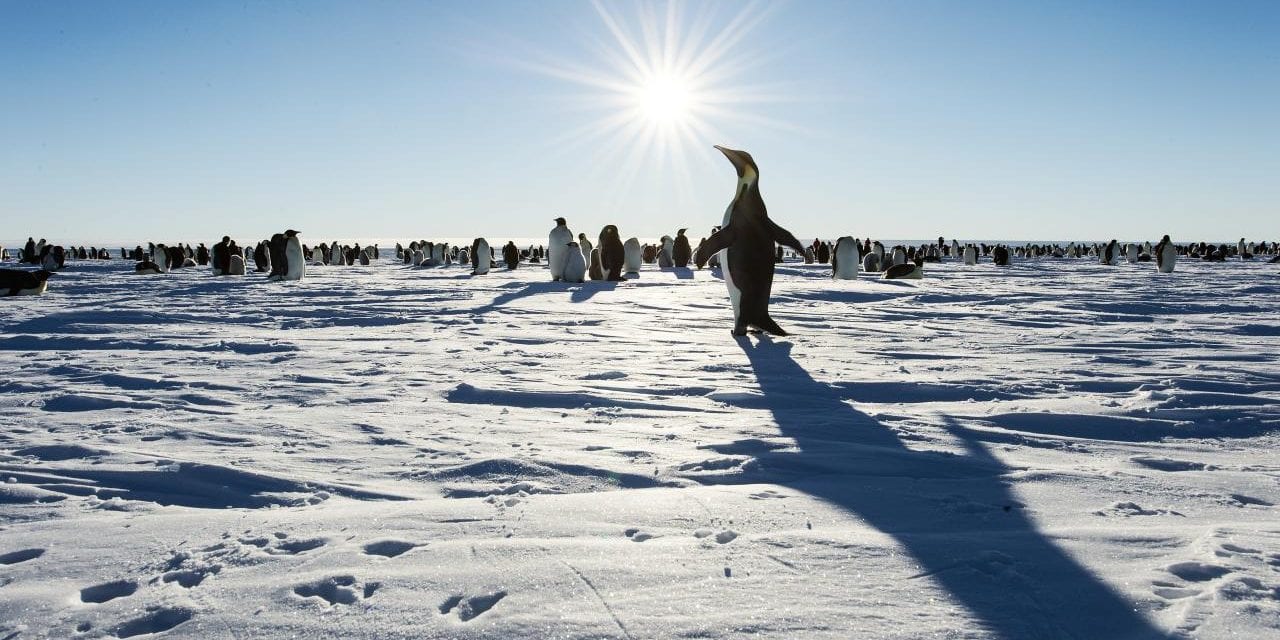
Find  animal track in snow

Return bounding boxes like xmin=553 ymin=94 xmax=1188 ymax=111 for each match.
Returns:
xmin=439 ymin=591 xmax=507 ymax=622
xmin=1093 ymin=501 xmax=1183 ymax=517
xmin=112 ymin=608 xmax=193 ymax=638
xmin=363 ymin=540 xmax=418 ymax=558
xmin=80 ymin=580 xmax=137 ymax=604
xmin=749 ymin=489 xmax=787 ymax=500
xmin=294 ymin=575 xmax=365 ymax=606
xmin=1166 ymin=562 xmax=1232 ymax=582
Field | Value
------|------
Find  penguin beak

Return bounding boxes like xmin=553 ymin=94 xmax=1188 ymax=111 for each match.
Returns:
xmin=714 ymin=145 xmax=749 ymax=179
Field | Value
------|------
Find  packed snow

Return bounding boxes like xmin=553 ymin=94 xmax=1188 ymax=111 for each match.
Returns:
xmin=1 ymin=254 xmax=1278 ymax=639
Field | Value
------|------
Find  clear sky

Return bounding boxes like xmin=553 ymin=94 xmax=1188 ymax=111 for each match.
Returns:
xmin=2 ymin=0 xmax=1277 ymax=245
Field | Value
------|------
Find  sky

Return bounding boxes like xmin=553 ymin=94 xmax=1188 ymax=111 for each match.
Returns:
xmin=2 ymin=0 xmax=1277 ymax=245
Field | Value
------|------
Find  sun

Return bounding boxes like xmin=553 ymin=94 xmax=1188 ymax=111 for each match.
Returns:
xmin=635 ymin=72 xmax=694 ymax=125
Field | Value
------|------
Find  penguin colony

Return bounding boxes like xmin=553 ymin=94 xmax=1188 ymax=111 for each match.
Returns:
xmin=4 ymin=148 xmax=1277 ymax=315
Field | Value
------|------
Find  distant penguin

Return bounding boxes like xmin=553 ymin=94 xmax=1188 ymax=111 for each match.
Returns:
xmin=268 ymin=234 xmax=287 ymax=279
xmin=1101 ymin=240 xmax=1119 ymax=265
xmin=693 ymin=145 xmax=805 ymax=336
xmin=253 ymin=242 xmax=270 ymax=272
xmin=154 ymin=244 xmax=171 ymax=273
xmin=228 ymin=253 xmax=246 ymax=275
xmin=963 ymin=244 xmax=977 ymax=266
xmin=549 ymin=217 xmax=572 ymax=281
xmin=2 ymin=268 xmax=52 ymax=295
xmin=588 ymin=247 xmax=604 ymax=280
xmin=503 ymin=242 xmax=520 ymax=270
xmin=470 ymin=238 xmax=490 ymax=275
xmin=623 ymin=238 xmax=642 ymax=274
xmin=563 ymin=242 xmax=587 ymax=283
xmin=802 ymin=247 xmax=815 ymax=264
xmin=430 ymin=243 xmax=445 ymax=267
xmin=863 ymin=252 xmax=880 ymax=272
xmin=883 ymin=263 xmax=922 ymax=279
xmin=1125 ymin=243 xmax=1138 ymax=263
xmin=673 ymin=230 xmax=692 ymax=267
xmin=1156 ymin=234 xmax=1176 ymax=273
xmin=992 ymin=245 xmax=1011 ymax=266
xmin=598 ymin=225 xmax=625 ymax=281
xmin=832 ymin=236 xmax=859 ymax=279
xmin=134 ymin=259 xmax=162 ymax=275
xmin=890 ymin=246 xmax=907 ymax=267
xmin=816 ymin=242 xmax=831 ymax=264
xmin=658 ymin=235 xmax=675 ymax=268
xmin=283 ymin=230 xmax=305 ymax=281
xmin=577 ymin=233 xmax=594 ymax=264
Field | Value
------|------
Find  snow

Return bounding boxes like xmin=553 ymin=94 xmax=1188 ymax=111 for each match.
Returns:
xmin=1 ymin=255 xmax=1278 ymax=639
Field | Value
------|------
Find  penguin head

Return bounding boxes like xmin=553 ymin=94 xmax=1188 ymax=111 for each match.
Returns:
xmin=677 ymin=228 xmax=687 ymax=235
xmin=714 ymin=145 xmax=758 ymax=186
xmin=285 ymin=230 xmax=300 ymax=237
xmin=554 ymin=217 xmax=567 ymax=227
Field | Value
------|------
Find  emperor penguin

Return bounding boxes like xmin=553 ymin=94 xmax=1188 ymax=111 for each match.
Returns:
xmin=597 ymin=225 xmax=626 ymax=281
xmin=588 ymin=248 xmax=604 ymax=280
xmin=577 ymin=233 xmax=594 ymax=264
xmin=862 ymin=251 xmax=880 ymax=272
xmin=458 ymin=247 xmax=470 ymax=265
xmin=992 ymin=245 xmax=1011 ymax=266
xmin=872 ymin=241 xmax=885 ymax=267
xmin=470 ymin=238 xmax=490 ymax=275
xmin=228 ymin=253 xmax=246 ymax=276
xmin=1101 ymin=240 xmax=1119 ymax=265
xmin=548 ymin=217 xmax=572 ymax=281
xmin=890 ymin=246 xmax=907 ymax=267
xmin=1156 ymin=234 xmax=1177 ymax=273
xmin=154 ymin=244 xmax=171 ymax=273
xmin=658 ymin=235 xmax=675 ymax=268
xmin=268 ymin=233 xmax=288 ymax=279
xmin=693 ymin=145 xmax=806 ymax=336
xmin=673 ymin=229 xmax=692 ymax=267
xmin=1 ymin=268 xmax=52 ymax=295
xmin=623 ymin=237 xmax=642 ymax=275
xmin=963 ymin=244 xmax=978 ymax=265
xmin=883 ymin=263 xmax=922 ymax=279
xmin=283 ymin=230 xmax=305 ymax=280
xmin=502 ymin=242 xmax=519 ymax=270
xmin=430 ymin=243 xmax=446 ymax=267
xmin=832 ymin=236 xmax=859 ymax=279
xmin=562 ymin=242 xmax=587 ymax=283
xmin=1125 ymin=243 xmax=1138 ymax=263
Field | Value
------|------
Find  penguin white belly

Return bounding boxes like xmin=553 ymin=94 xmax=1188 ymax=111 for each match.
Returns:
xmin=963 ymin=246 xmax=977 ymax=265
xmin=580 ymin=239 xmax=593 ymax=262
xmin=285 ymin=238 xmax=305 ymax=280
xmin=1125 ymin=244 xmax=1138 ymax=263
xmin=832 ymin=237 xmax=859 ymax=279
xmin=548 ymin=229 xmax=571 ymax=280
xmin=229 ymin=255 xmax=246 ymax=275
xmin=12 ymin=281 xmax=48 ymax=295
xmin=1158 ymin=245 xmax=1177 ymax=273
xmin=431 ymin=244 xmax=445 ymax=266
xmin=563 ymin=247 xmax=587 ymax=283
xmin=718 ymin=203 xmax=741 ymax=320
xmin=623 ymin=238 xmax=642 ymax=273
xmin=472 ymin=240 xmax=490 ymax=274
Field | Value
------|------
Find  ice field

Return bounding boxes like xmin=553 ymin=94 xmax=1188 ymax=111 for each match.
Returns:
xmin=1 ymin=255 xmax=1278 ymax=639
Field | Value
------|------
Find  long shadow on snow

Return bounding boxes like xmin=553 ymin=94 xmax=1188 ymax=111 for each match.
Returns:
xmin=730 ymin=337 xmax=1163 ymax=639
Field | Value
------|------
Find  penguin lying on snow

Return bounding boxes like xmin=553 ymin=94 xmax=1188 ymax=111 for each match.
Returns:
xmin=0 ymin=269 xmax=52 ymax=296
xmin=694 ymin=145 xmax=806 ymax=336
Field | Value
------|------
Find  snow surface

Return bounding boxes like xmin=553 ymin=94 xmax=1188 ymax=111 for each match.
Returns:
xmin=1 ymin=256 xmax=1278 ymax=639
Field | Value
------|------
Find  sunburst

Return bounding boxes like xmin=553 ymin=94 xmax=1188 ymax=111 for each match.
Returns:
xmin=507 ymin=0 xmax=798 ymax=207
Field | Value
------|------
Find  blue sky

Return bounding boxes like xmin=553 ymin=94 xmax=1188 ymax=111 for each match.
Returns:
xmin=2 ymin=0 xmax=1276 ymax=244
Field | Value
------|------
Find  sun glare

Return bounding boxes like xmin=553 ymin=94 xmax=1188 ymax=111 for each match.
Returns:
xmin=636 ymin=72 xmax=693 ymax=124
xmin=505 ymin=0 xmax=795 ymax=203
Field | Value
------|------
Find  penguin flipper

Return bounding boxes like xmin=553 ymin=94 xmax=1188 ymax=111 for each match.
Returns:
xmin=767 ymin=220 xmax=806 ymax=255
xmin=694 ymin=226 xmax=737 ymax=268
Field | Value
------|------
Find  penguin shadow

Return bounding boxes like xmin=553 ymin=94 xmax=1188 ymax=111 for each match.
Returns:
xmin=464 ymin=281 xmax=617 ymax=315
xmin=669 ymin=267 xmax=694 ymax=280
xmin=569 ymin=281 xmax=618 ymax=303
xmin=731 ymin=336 xmax=1164 ymax=639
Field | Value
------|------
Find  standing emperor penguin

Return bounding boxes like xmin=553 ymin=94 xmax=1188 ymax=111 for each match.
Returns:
xmin=832 ymin=236 xmax=860 ymax=279
xmin=673 ymin=229 xmax=692 ymax=267
xmin=963 ymin=244 xmax=978 ymax=265
xmin=577 ymin=233 xmax=594 ymax=264
xmin=562 ymin=242 xmax=587 ymax=283
xmin=693 ymin=145 xmax=806 ymax=336
xmin=623 ymin=238 xmax=642 ymax=275
xmin=597 ymin=225 xmax=626 ymax=281
xmin=658 ymin=235 xmax=675 ymax=268
xmin=502 ymin=242 xmax=520 ymax=270
xmin=588 ymin=248 xmax=604 ymax=280
xmin=471 ymin=238 xmax=490 ymax=275
xmin=1156 ymin=235 xmax=1177 ymax=273
xmin=1125 ymin=243 xmax=1139 ymax=263
xmin=284 ymin=230 xmax=305 ymax=280
xmin=549 ymin=217 xmax=572 ymax=281
xmin=1101 ymin=240 xmax=1119 ymax=265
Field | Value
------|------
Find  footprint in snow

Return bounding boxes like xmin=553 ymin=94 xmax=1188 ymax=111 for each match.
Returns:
xmin=293 ymin=575 xmax=379 ymax=607
xmin=363 ymin=539 xmax=419 ymax=558
xmin=112 ymin=607 xmax=193 ymax=638
xmin=439 ymin=591 xmax=507 ymax=622
xmin=80 ymin=580 xmax=138 ymax=604
xmin=624 ymin=528 xmax=655 ymax=542
xmin=0 ymin=548 xmax=44 ymax=565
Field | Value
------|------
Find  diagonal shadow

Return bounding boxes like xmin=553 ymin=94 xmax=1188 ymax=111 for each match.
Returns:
xmin=728 ymin=337 xmax=1164 ymax=639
